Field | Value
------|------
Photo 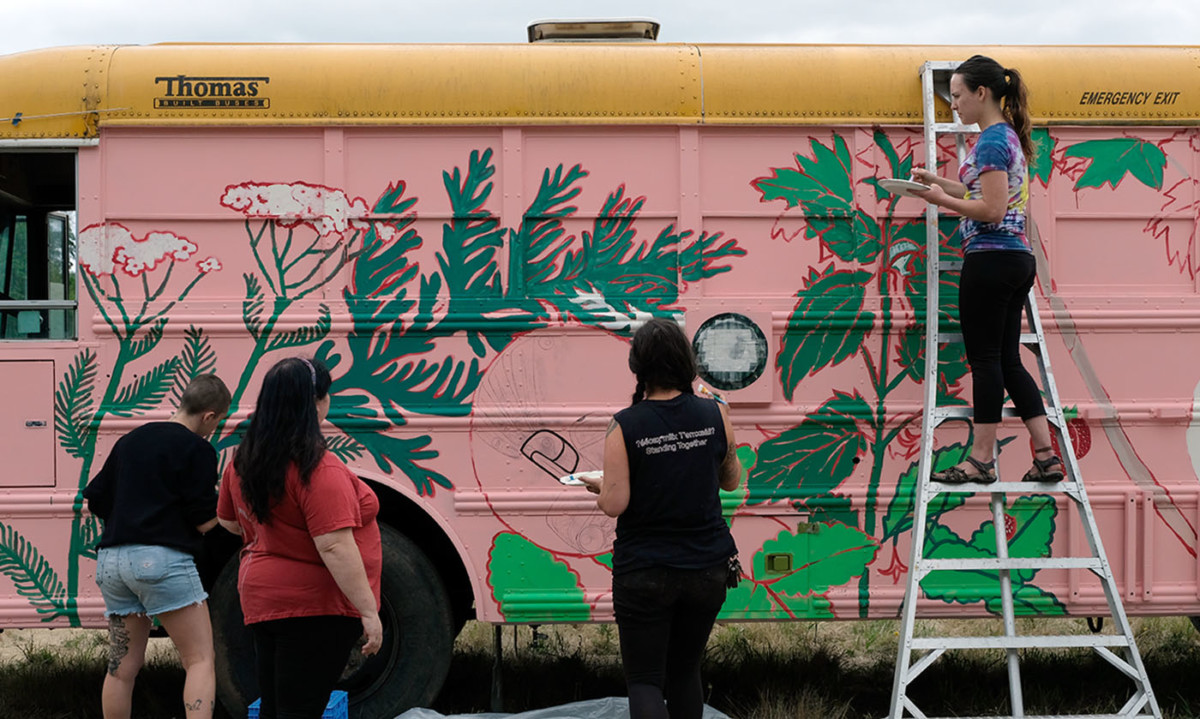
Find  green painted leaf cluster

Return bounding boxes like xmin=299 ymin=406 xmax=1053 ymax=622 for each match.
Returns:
xmin=753 ymin=135 xmax=884 ymax=264
xmin=747 ymin=391 xmax=870 ymax=505
xmin=108 ymin=358 xmax=181 ymax=417
xmin=487 ymin=533 xmax=590 ymax=622
xmin=171 ymin=327 xmax=218 ymax=406
xmin=54 ymin=350 xmax=97 ymax=459
xmin=265 ymin=305 xmax=331 ymax=352
xmin=754 ymin=136 xmax=853 ymax=210
xmin=720 ymin=522 xmax=875 ymax=619
xmin=920 ymin=495 xmax=1066 ymax=616
xmin=77 ymin=516 xmax=102 ymax=561
xmin=881 ymin=443 xmax=970 ymax=543
xmin=1063 ymin=138 xmax=1167 ymax=190
xmin=325 ymin=148 xmax=744 ymax=495
xmin=755 ymin=523 xmax=877 ymax=596
xmin=1030 ymin=128 xmax=1055 ymax=186
xmin=0 ymin=523 xmax=66 ymax=620
xmin=778 ymin=265 xmax=875 ymax=399
xmin=127 ymin=318 xmax=167 ymax=360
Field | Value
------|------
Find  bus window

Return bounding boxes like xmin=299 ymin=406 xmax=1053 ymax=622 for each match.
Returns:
xmin=0 ymin=152 xmax=77 ymax=340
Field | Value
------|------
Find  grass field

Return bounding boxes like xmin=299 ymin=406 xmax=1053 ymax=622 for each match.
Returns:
xmin=3 ymin=617 xmax=1200 ymax=718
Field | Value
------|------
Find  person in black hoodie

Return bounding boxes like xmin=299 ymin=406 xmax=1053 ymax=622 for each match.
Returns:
xmin=84 ymin=374 xmax=230 ymax=719
xmin=581 ymin=318 xmax=741 ymax=719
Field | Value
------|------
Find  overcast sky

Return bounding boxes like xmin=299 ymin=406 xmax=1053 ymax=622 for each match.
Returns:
xmin=2 ymin=0 xmax=1198 ymax=54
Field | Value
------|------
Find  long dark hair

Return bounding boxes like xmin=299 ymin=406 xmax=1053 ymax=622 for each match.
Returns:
xmin=627 ymin=317 xmax=697 ymax=405
xmin=233 ymin=356 xmax=331 ymax=523
xmin=955 ymin=54 xmax=1034 ymax=161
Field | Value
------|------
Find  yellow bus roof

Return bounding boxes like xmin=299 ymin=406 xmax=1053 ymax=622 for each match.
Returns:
xmin=1 ymin=43 xmax=1197 ymax=139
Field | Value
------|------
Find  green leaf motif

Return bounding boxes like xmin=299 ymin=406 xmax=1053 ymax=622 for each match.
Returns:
xmin=720 ymin=583 xmax=834 ymax=620
xmin=813 ymin=210 xmax=883 ymax=265
xmin=0 ymin=522 xmax=66 ymax=619
xmin=881 ymin=443 xmax=970 ymax=543
xmin=77 ymin=515 xmax=102 ymax=561
xmin=439 ymin=148 xmax=504 ymax=302
xmin=919 ymin=496 xmax=1064 ymax=615
xmin=171 ymin=326 xmax=218 ymax=406
xmin=509 ymin=163 xmax=586 ymax=299
xmin=752 ymin=134 xmax=883 ymax=265
xmin=127 ymin=318 xmax=167 ymax=360
xmin=242 ymin=273 xmax=265 ymax=339
xmin=747 ymin=391 xmax=870 ymax=505
xmin=919 ymin=523 xmax=992 ymax=606
xmin=719 ymin=581 xmax=779 ymax=619
xmin=54 ymin=349 xmax=98 ymax=459
xmin=1030 ymin=128 xmax=1055 ymax=186
xmin=1063 ymin=138 xmax=1166 ymax=191
xmin=754 ymin=523 xmax=877 ymax=597
xmin=985 ymin=582 xmax=1067 ymax=616
xmin=108 ymin=358 xmax=181 ymax=417
xmin=874 ymin=129 xmax=915 ymax=188
xmin=321 ymin=386 xmax=452 ymax=495
xmin=777 ymin=265 xmax=875 ymax=400
xmin=541 ymin=188 xmax=679 ymax=314
xmin=679 ymin=231 xmax=747 ymax=283
xmin=487 ymin=532 xmax=590 ymax=622
xmin=753 ymin=135 xmax=853 ymax=211
xmin=264 ymin=304 xmax=332 ymax=352
xmin=966 ymin=494 xmax=1058 ymax=583
xmin=324 ymin=434 xmax=367 ymax=463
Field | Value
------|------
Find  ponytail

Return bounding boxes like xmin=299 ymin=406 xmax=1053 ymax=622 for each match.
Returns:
xmin=1002 ymin=67 xmax=1035 ymax=161
xmin=955 ymin=55 xmax=1035 ymax=162
xmin=631 ymin=379 xmax=646 ymax=406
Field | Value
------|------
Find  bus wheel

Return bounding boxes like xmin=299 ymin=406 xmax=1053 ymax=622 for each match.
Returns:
xmin=211 ymin=523 xmax=457 ymax=718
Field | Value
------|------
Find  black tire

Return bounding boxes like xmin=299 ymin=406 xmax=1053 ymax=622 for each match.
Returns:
xmin=211 ymin=523 xmax=457 ymax=719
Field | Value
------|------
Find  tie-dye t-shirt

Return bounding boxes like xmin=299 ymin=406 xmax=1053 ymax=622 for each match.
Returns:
xmin=957 ymin=123 xmax=1030 ymax=254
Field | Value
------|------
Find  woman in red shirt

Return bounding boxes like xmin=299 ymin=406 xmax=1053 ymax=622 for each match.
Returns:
xmin=217 ymin=357 xmax=382 ymax=719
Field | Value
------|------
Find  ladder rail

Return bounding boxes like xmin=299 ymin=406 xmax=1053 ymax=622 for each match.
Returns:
xmin=886 ymin=60 xmax=946 ymax=719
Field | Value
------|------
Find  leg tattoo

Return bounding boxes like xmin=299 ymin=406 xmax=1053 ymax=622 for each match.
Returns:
xmin=107 ymin=615 xmax=131 ymax=677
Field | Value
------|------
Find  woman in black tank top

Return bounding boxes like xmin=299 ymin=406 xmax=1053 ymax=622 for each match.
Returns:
xmin=581 ymin=317 xmax=741 ymax=719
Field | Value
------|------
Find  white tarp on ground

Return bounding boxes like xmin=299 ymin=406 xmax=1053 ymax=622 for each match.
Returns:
xmin=395 ymin=697 xmax=732 ymax=719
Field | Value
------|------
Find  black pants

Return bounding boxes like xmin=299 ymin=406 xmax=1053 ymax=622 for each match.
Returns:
xmin=250 ymin=615 xmax=361 ymax=719
xmin=958 ymin=250 xmax=1045 ymax=424
xmin=613 ymin=564 xmax=728 ymax=719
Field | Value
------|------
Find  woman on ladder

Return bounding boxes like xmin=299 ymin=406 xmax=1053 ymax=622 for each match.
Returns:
xmin=911 ymin=54 xmax=1063 ymax=484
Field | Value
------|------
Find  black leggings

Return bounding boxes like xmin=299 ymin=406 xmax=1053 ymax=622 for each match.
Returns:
xmin=958 ymin=250 xmax=1045 ymax=424
xmin=613 ymin=564 xmax=728 ymax=719
xmin=250 ymin=615 xmax=362 ymax=719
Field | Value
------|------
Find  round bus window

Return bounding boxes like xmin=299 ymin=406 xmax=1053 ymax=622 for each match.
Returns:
xmin=692 ymin=313 xmax=768 ymax=391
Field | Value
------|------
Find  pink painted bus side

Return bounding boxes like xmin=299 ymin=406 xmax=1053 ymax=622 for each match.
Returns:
xmin=1 ymin=42 xmax=1198 ymax=716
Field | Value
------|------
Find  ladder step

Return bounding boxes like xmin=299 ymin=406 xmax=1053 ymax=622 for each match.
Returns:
xmin=918 ymin=557 xmax=1101 ymax=572
xmin=932 ymin=122 xmax=981 ymax=134
xmin=928 ymin=479 xmax=1078 ymax=494
xmin=938 ymin=332 xmax=1039 ymax=345
xmin=914 ymin=715 xmax=1155 ymax=719
xmin=910 ymin=635 xmax=1130 ymax=650
xmin=940 ymin=259 xmax=963 ymax=271
xmin=933 ymin=406 xmax=1022 ymax=421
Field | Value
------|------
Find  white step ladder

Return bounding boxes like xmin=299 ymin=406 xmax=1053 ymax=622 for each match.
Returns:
xmin=885 ymin=61 xmax=1163 ymax=719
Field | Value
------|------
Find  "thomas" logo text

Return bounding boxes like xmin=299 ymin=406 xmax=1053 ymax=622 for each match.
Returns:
xmin=153 ymin=75 xmax=271 ymax=109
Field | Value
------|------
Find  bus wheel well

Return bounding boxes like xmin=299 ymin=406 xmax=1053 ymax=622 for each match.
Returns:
xmin=365 ymin=479 xmax=475 ymax=630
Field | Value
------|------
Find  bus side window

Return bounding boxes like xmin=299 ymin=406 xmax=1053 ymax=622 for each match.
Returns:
xmin=0 ymin=152 xmax=77 ymax=341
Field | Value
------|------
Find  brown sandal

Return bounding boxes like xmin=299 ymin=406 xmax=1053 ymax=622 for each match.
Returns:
xmin=1023 ymin=448 xmax=1065 ymax=482
xmin=932 ymin=455 xmax=997 ymax=484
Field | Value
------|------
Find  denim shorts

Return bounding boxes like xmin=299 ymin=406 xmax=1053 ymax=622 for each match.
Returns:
xmin=95 ymin=544 xmax=207 ymax=618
